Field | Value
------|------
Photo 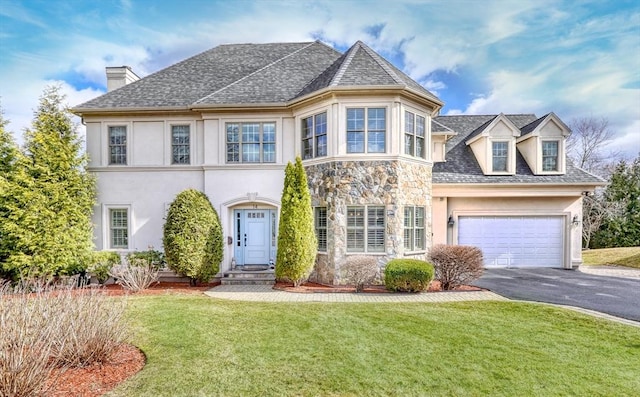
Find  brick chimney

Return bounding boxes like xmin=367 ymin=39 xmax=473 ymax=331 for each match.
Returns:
xmin=105 ymin=66 xmax=140 ymax=92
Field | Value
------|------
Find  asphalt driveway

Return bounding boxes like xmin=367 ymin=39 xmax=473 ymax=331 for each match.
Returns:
xmin=472 ymin=268 xmax=640 ymax=323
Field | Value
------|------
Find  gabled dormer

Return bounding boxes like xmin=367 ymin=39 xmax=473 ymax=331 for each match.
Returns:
xmin=516 ymin=113 xmax=570 ymax=175
xmin=431 ymin=118 xmax=456 ymax=162
xmin=465 ymin=113 xmax=520 ymax=175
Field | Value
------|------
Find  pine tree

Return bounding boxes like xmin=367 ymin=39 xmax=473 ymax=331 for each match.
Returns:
xmin=0 ymin=109 xmax=22 ymax=271
xmin=1 ymin=86 xmax=96 ymax=279
xmin=275 ymin=156 xmax=317 ymax=286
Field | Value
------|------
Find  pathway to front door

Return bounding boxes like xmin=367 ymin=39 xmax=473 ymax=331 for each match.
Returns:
xmin=233 ymin=209 xmax=276 ymax=266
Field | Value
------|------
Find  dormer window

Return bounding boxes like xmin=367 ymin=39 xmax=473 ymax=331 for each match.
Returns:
xmin=542 ymin=141 xmax=559 ymax=171
xmin=492 ymin=141 xmax=509 ymax=172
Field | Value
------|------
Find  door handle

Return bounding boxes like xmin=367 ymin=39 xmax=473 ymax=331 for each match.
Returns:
xmin=244 ymin=234 xmax=247 ymax=246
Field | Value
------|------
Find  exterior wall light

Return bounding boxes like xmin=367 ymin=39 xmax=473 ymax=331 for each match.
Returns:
xmin=572 ymin=215 xmax=580 ymax=226
xmin=448 ymin=215 xmax=455 ymax=227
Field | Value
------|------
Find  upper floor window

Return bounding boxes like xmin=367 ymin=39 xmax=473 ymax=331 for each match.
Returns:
xmin=542 ymin=141 xmax=559 ymax=171
xmin=347 ymin=108 xmax=386 ymax=154
xmin=302 ymin=112 xmax=327 ymax=159
xmin=404 ymin=112 xmax=426 ymax=158
xmin=492 ymin=141 xmax=508 ymax=172
xmin=404 ymin=206 xmax=425 ymax=251
xmin=108 ymin=126 xmax=127 ymax=165
xmin=347 ymin=206 xmax=385 ymax=253
xmin=171 ymin=125 xmax=190 ymax=164
xmin=315 ymin=207 xmax=327 ymax=251
xmin=226 ymin=122 xmax=276 ymax=163
xmin=109 ymin=208 xmax=128 ymax=249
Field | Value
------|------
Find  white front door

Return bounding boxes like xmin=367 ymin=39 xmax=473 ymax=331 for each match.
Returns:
xmin=233 ymin=209 xmax=274 ymax=265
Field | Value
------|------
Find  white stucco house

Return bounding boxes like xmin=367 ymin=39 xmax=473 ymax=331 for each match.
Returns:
xmin=73 ymin=41 xmax=603 ymax=285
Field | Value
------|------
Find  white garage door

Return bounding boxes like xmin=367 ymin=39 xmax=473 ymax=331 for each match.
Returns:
xmin=458 ymin=216 xmax=564 ymax=268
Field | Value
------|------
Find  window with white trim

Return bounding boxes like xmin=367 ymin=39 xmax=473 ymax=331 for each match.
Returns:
xmin=171 ymin=125 xmax=190 ymax=164
xmin=109 ymin=208 xmax=129 ymax=249
xmin=346 ymin=108 xmax=386 ymax=153
xmin=315 ymin=207 xmax=327 ymax=251
xmin=108 ymin=126 xmax=127 ymax=165
xmin=542 ymin=140 xmax=559 ymax=171
xmin=404 ymin=206 xmax=425 ymax=251
xmin=404 ymin=111 xmax=426 ymax=158
xmin=302 ymin=112 xmax=327 ymax=159
xmin=492 ymin=141 xmax=508 ymax=172
xmin=226 ymin=122 xmax=276 ymax=163
xmin=347 ymin=206 xmax=385 ymax=253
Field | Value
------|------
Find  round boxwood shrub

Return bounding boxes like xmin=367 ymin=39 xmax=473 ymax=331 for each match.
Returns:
xmin=384 ymin=259 xmax=434 ymax=292
xmin=163 ymin=189 xmax=223 ymax=286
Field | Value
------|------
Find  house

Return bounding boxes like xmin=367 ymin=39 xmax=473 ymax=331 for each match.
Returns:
xmin=73 ymin=40 xmax=603 ymax=285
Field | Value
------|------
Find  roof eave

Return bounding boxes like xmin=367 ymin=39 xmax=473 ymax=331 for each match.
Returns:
xmin=71 ymin=105 xmax=191 ymax=116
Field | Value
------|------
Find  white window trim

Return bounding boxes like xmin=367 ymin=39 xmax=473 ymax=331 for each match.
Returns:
xmin=166 ymin=120 xmax=196 ymax=166
xmin=314 ymin=207 xmax=328 ymax=252
xmin=489 ymin=139 xmax=514 ymax=175
xmin=302 ymin=112 xmax=328 ymax=160
xmin=539 ymin=138 xmax=565 ymax=174
xmin=103 ymin=122 xmax=132 ymax=166
xmin=345 ymin=106 xmax=388 ymax=154
xmin=346 ymin=205 xmax=386 ymax=253
xmin=102 ymin=204 xmax=133 ymax=251
xmin=404 ymin=206 xmax=426 ymax=253
xmin=224 ymin=121 xmax=277 ymax=164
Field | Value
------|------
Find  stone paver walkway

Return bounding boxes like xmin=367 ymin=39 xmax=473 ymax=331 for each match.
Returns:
xmin=579 ymin=265 xmax=640 ymax=279
xmin=204 ymin=284 xmax=506 ymax=303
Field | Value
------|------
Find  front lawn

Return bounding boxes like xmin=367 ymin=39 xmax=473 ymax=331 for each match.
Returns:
xmin=108 ymin=295 xmax=640 ymax=396
xmin=582 ymin=246 xmax=640 ymax=269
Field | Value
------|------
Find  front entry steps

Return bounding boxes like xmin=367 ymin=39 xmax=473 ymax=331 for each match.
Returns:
xmin=222 ymin=266 xmax=276 ymax=285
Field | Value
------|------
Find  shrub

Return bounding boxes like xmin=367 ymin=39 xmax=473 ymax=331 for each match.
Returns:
xmin=276 ymin=157 xmax=317 ymax=286
xmin=88 ymin=251 xmax=121 ymax=284
xmin=0 ymin=282 xmax=128 ymax=396
xmin=342 ymin=255 xmax=379 ymax=292
xmin=126 ymin=248 xmax=165 ymax=270
xmin=109 ymin=263 xmax=159 ymax=292
xmin=163 ymin=189 xmax=223 ymax=286
xmin=429 ymin=244 xmax=484 ymax=290
xmin=384 ymin=259 xmax=434 ymax=292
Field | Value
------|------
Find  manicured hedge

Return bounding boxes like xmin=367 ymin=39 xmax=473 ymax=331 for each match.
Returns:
xmin=384 ymin=259 xmax=434 ymax=292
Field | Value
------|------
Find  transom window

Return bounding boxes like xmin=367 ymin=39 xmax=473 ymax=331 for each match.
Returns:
xmin=109 ymin=209 xmax=128 ymax=249
xmin=315 ymin=207 xmax=327 ymax=251
xmin=302 ymin=112 xmax=327 ymax=159
xmin=171 ymin=125 xmax=190 ymax=164
xmin=404 ymin=207 xmax=426 ymax=251
xmin=346 ymin=108 xmax=386 ymax=153
xmin=347 ymin=206 xmax=385 ymax=253
xmin=542 ymin=141 xmax=559 ymax=171
xmin=492 ymin=141 xmax=509 ymax=172
xmin=108 ymin=126 xmax=127 ymax=165
xmin=404 ymin=111 xmax=426 ymax=158
xmin=226 ymin=122 xmax=276 ymax=163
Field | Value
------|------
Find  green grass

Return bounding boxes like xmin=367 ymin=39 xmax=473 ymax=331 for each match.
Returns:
xmin=582 ymin=246 xmax=640 ymax=268
xmin=107 ymin=295 xmax=640 ymax=397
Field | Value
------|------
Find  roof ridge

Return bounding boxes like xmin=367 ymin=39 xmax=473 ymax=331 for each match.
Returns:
xmin=432 ymin=118 xmax=454 ymax=132
xmin=195 ymin=42 xmax=317 ymax=104
xmin=328 ymin=43 xmax=359 ymax=86
xmin=355 ymin=41 xmax=405 ymax=85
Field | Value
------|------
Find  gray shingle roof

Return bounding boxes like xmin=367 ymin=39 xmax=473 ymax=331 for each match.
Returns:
xmin=432 ymin=114 xmax=604 ymax=185
xmin=75 ymin=41 xmax=441 ymax=110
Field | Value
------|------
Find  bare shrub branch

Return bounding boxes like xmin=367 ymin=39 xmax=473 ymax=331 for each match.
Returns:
xmin=110 ymin=260 xmax=159 ymax=292
xmin=429 ymin=245 xmax=484 ymax=290
xmin=342 ymin=256 xmax=379 ymax=292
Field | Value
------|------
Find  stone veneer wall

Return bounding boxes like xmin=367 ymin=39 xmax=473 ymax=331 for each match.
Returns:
xmin=306 ymin=159 xmax=432 ymax=285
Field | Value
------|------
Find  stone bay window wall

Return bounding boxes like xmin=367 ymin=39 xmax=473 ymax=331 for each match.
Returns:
xmin=306 ymin=159 xmax=432 ymax=285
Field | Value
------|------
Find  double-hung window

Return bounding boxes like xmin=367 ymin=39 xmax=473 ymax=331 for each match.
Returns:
xmin=492 ymin=141 xmax=508 ymax=172
xmin=171 ymin=125 xmax=190 ymax=164
xmin=346 ymin=108 xmax=386 ymax=153
xmin=302 ymin=112 xmax=327 ymax=159
xmin=315 ymin=207 xmax=327 ymax=251
xmin=347 ymin=206 xmax=385 ymax=253
xmin=542 ymin=141 xmax=559 ymax=171
xmin=404 ymin=112 xmax=426 ymax=158
xmin=109 ymin=208 xmax=128 ymax=249
xmin=109 ymin=126 xmax=127 ymax=165
xmin=226 ymin=122 xmax=276 ymax=163
xmin=404 ymin=206 xmax=425 ymax=251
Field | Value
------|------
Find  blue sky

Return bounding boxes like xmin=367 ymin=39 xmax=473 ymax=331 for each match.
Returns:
xmin=1 ymin=0 xmax=639 ymax=158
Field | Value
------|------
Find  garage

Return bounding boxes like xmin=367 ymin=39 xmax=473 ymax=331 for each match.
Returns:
xmin=457 ymin=216 xmax=564 ymax=267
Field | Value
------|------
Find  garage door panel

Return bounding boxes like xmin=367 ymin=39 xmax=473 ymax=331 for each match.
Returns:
xmin=458 ymin=216 xmax=564 ymax=268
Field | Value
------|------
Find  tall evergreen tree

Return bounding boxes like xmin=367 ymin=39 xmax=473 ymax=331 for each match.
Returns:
xmin=275 ymin=157 xmax=317 ymax=286
xmin=0 ymin=108 xmax=21 ymax=270
xmin=1 ymin=86 xmax=96 ymax=279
